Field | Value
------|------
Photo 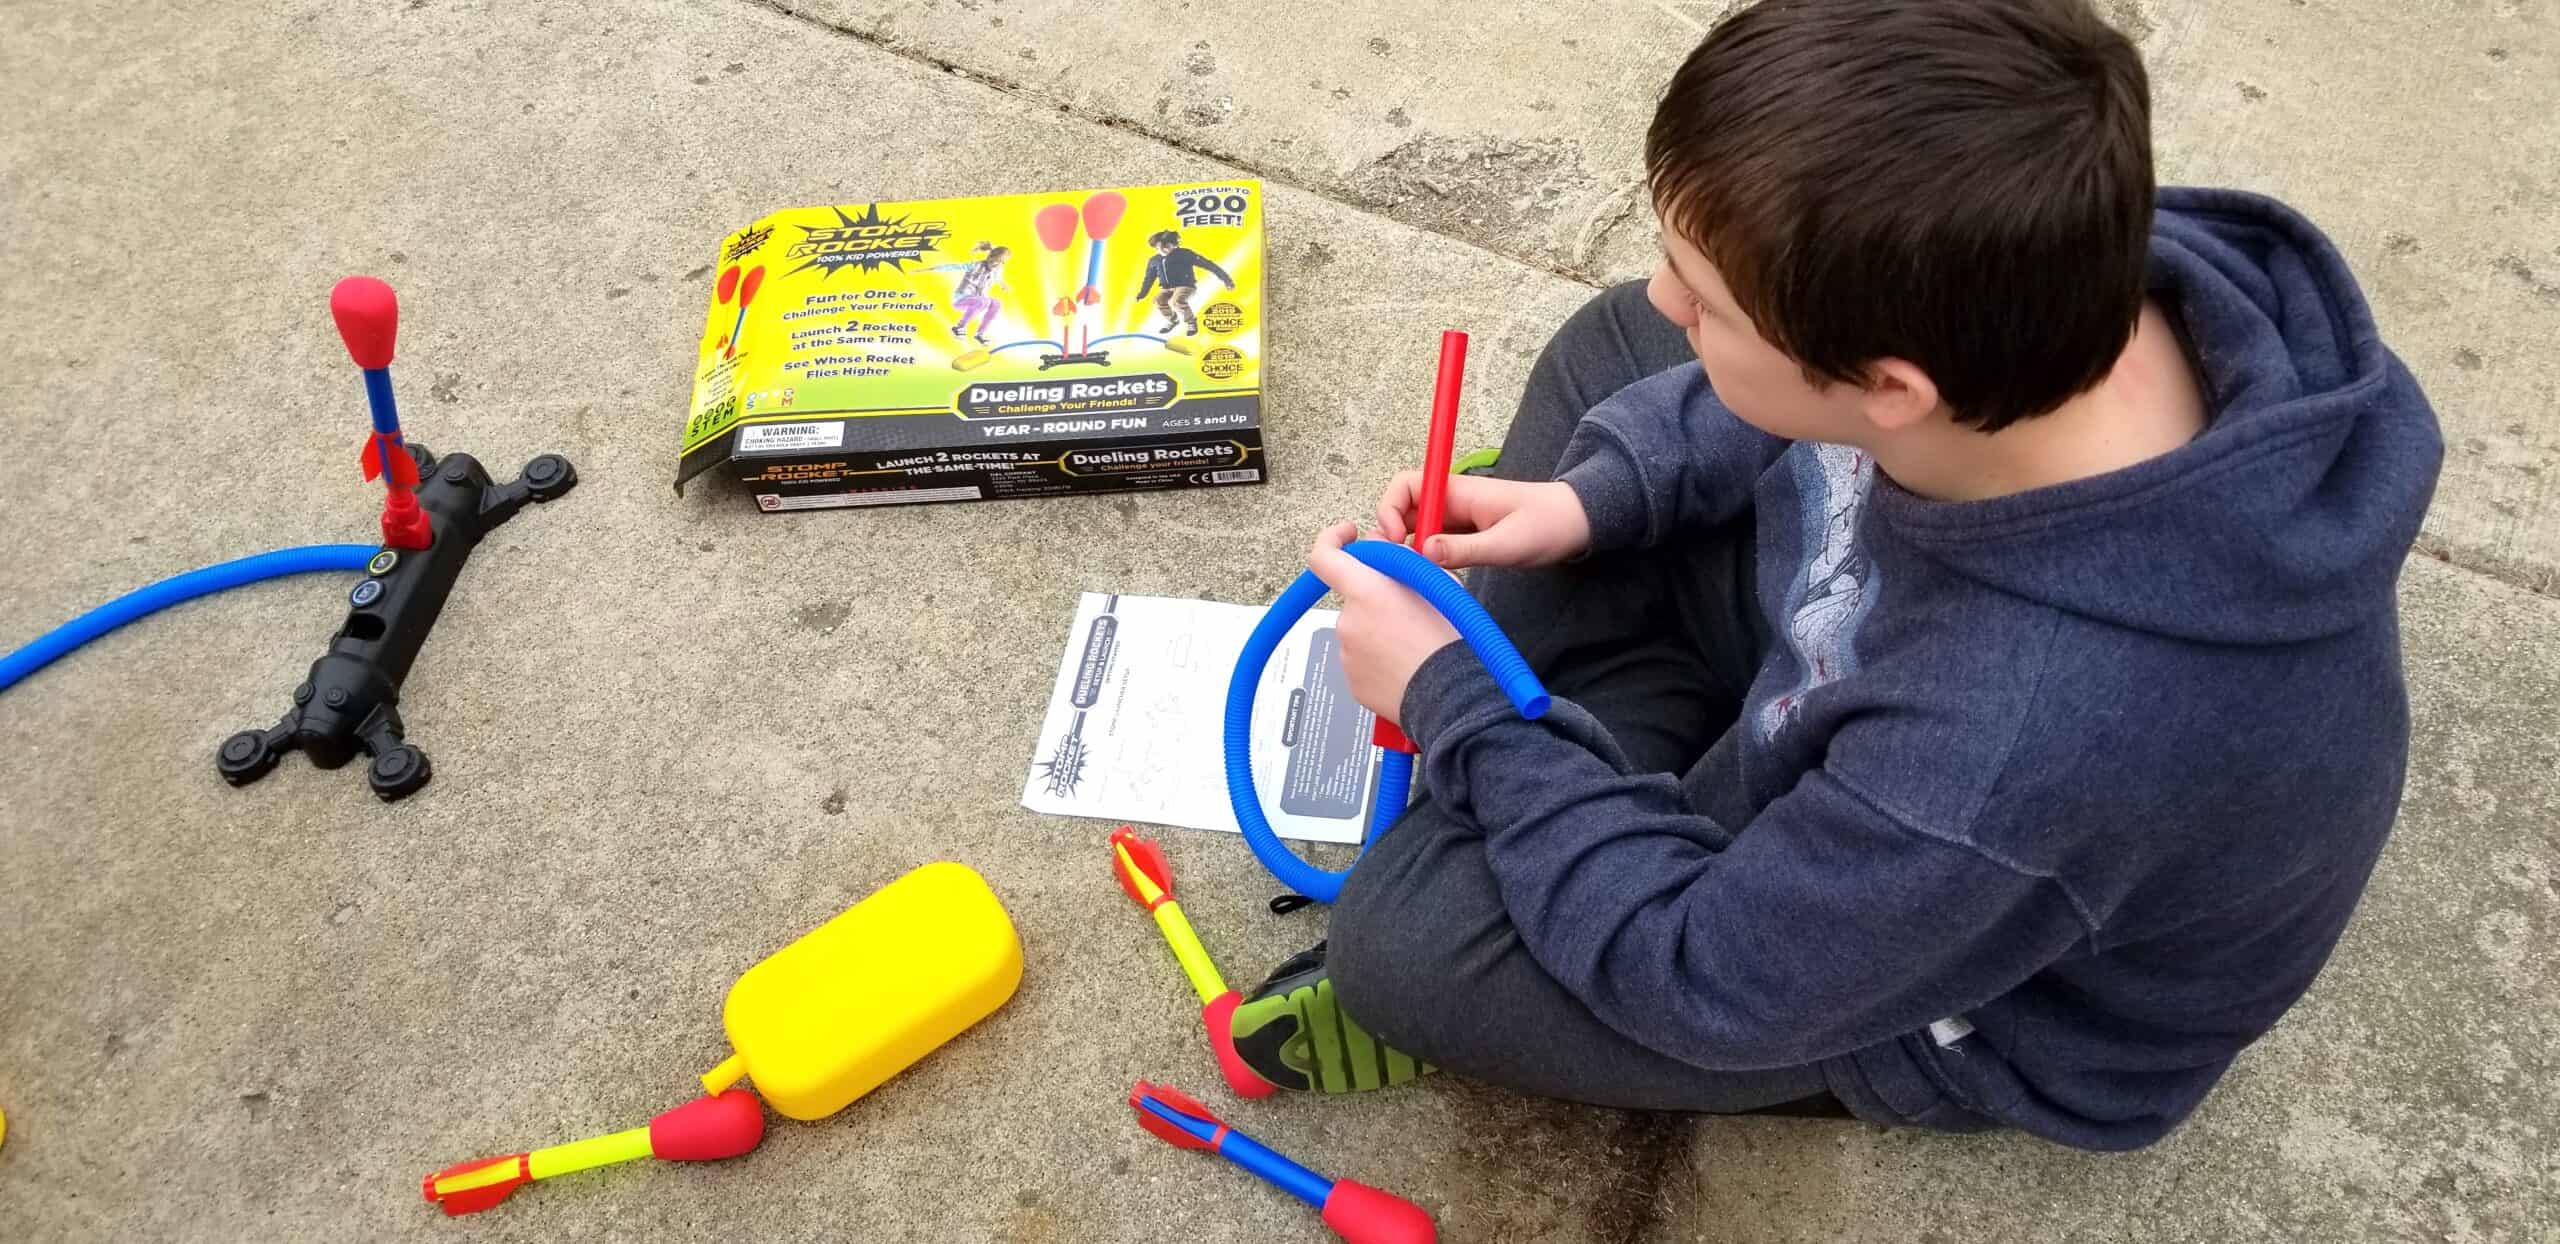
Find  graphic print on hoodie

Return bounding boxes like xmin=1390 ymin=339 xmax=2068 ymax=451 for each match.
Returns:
xmin=1398 ymin=187 xmax=2446 ymax=1150
xmin=1761 ymin=443 xmax=1879 ymax=740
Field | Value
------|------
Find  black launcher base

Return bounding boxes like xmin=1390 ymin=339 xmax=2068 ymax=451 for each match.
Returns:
xmin=217 ymin=444 xmax=576 ymax=802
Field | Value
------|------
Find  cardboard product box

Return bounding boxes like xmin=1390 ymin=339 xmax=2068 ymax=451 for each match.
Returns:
xmin=676 ymin=180 xmax=1267 ymax=511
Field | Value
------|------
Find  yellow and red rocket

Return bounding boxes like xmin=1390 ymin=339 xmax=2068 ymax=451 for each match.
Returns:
xmin=1109 ymin=826 xmax=1278 ymax=1099
xmin=422 ymin=1090 xmax=766 ymax=1215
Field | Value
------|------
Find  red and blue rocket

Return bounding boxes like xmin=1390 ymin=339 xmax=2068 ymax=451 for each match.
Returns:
xmin=329 ymin=276 xmax=433 ymax=551
xmin=1130 ymin=1081 xmax=1437 ymax=1243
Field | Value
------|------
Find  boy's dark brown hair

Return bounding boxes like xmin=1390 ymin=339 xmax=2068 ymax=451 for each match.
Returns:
xmin=1647 ymin=0 xmax=2153 ymax=432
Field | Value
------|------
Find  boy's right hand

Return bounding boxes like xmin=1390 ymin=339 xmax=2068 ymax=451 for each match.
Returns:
xmin=1375 ymin=471 xmax=1592 ymax=569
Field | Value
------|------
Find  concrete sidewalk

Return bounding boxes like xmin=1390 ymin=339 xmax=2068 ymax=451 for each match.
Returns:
xmin=0 ymin=1 xmax=2550 ymax=1240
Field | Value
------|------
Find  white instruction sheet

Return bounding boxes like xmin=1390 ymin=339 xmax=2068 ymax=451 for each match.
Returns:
xmin=1021 ymin=591 xmax=1383 ymax=844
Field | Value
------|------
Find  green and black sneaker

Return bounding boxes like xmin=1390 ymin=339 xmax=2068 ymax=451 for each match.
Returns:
xmin=1225 ymin=941 xmax=1432 ymax=1094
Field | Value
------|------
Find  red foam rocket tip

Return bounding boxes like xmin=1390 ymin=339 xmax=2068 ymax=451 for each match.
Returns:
xmin=1203 ymin=992 xmax=1280 ymax=1099
xmin=1108 ymin=826 xmax=1172 ymax=906
xmin=1128 ymin=1081 xmax=1220 ymax=1151
xmin=717 ymin=264 xmax=741 ymax=304
xmin=739 ymin=266 xmax=766 ymax=308
xmin=422 ymin=1153 xmax=529 ymax=1216
xmin=1034 ymin=203 xmax=1080 ymax=253
xmin=648 ymin=1089 xmax=766 ymax=1162
xmin=1080 ymin=191 xmax=1127 ymax=242
xmin=331 ymin=276 xmax=399 ymax=369
xmin=1322 ymin=1179 xmax=1439 ymax=1244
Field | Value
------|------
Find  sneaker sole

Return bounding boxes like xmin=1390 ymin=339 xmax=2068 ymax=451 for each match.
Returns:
xmin=1228 ymin=976 xmax=1428 ymax=1094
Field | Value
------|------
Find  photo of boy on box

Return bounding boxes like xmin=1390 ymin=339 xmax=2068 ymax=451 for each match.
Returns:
xmin=1134 ymin=230 xmax=1234 ymax=337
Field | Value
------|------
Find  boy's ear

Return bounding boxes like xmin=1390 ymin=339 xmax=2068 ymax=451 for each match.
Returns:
xmin=1857 ymin=357 xmax=1942 ymax=433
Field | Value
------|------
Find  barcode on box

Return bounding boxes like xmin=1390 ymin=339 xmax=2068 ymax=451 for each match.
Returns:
xmin=1210 ymin=469 xmax=1261 ymax=484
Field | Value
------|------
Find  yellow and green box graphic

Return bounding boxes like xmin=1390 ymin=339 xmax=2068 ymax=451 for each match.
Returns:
xmin=677 ymin=180 xmax=1266 ymax=512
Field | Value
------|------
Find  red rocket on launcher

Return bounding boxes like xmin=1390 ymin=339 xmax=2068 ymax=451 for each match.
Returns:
xmin=330 ymin=276 xmax=433 ymax=551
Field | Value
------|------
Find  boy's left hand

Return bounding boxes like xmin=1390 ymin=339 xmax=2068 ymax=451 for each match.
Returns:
xmin=1306 ymin=521 xmax=1462 ymax=729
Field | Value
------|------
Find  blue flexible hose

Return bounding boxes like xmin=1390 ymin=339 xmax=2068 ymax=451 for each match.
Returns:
xmin=0 ymin=544 xmax=377 ymax=695
xmin=1226 ymin=540 xmax=1548 ymax=902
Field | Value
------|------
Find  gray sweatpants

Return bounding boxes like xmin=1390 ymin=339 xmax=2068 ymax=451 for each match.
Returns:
xmin=1328 ymin=281 xmax=1845 ymax=1115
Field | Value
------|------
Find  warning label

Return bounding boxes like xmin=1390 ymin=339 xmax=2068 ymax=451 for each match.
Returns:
xmin=739 ymin=422 xmax=846 ymax=453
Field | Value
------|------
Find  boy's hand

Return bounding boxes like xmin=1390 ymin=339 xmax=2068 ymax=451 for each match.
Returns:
xmin=1305 ymin=521 xmax=1462 ymax=729
xmin=1375 ymin=473 xmax=1592 ymax=569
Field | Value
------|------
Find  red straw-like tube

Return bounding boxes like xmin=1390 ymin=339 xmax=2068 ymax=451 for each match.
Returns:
xmin=1372 ymin=330 xmax=1472 ymax=757
xmin=1413 ymin=330 xmax=1469 ymax=546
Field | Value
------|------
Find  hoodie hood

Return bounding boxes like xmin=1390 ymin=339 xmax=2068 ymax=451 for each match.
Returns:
xmin=1877 ymin=187 xmax=2444 ymax=644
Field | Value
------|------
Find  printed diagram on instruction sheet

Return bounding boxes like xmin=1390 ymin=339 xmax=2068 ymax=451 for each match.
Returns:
xmin=1022 ymin=591 xmax=1383 ymax=845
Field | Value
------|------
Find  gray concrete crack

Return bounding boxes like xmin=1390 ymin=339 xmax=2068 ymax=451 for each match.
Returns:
xmin=1584 ymin=1111 xmax=1685 ymax=1244
xmin=2415 ymin=535 xmax=2559 ymax=601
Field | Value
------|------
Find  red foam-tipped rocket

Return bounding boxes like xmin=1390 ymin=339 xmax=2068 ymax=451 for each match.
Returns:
xmin=422 ymin=1090 xmax=767 ymax=1216
xmin=332 ymin=276 xmax=433 ymax=550
xmin=1131 ymin=1082 xmax=1438 ymax=1244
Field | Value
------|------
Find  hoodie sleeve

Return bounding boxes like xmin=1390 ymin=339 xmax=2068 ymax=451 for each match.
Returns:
xmin=1191 ymin=251 xmax=1235 ymax=288
xmin=1554 ymin=362 xmax=1790 ymax=552
xmin=1136 ymin=257 xmax=1160 ymax=299
xmin=1401 ymin=647 xmax=2093 ymax=1069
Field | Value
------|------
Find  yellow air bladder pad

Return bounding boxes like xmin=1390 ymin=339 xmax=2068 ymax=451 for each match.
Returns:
xmin=700 ymin=862 xmax=1023 ymax=1121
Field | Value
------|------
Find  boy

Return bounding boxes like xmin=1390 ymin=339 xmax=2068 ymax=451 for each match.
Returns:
xmin=1134 ymin=229 xmax=1234 ymax=336
xmin=1223 ymin=0 xmax=2442 ymax=1150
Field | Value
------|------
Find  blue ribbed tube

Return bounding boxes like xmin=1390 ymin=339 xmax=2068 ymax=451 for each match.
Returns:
xmin=0 ymin=545 xmax=377 ymax=694
xmin=1226 ymin=540 xmax=1548 ymax=901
